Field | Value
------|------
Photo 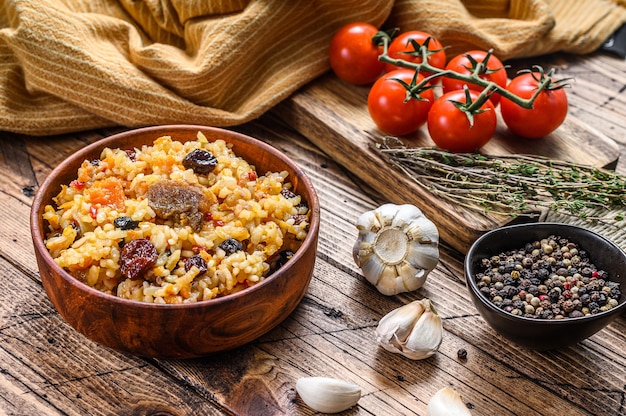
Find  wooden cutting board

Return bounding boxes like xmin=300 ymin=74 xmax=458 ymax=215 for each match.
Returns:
xmin=272 ymin=73 xmax=621 ymax=253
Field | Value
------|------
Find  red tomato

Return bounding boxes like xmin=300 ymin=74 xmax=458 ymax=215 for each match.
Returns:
xmin=329 ymin=22 xmax=384 ymax=85
xmin=441 ymin=50 xmax=507 ymax=106
xmin=385 ymin=31 xmax=446 ymax=75
xmin=427 ymin=90 xmax=496 ymax=152
xmin=367 ymin=69 xmax=435 ymax=136
xmin=500 ymin=72 xmax=568 ymax=139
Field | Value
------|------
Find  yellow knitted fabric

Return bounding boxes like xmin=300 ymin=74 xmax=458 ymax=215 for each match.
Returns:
xmin=387 ymin=0 xmax=626 ymax=60
xmin=0 ymin=0 xmax=624 ymax=136
xmin=0 ymin=0 xmax=393 ymax=135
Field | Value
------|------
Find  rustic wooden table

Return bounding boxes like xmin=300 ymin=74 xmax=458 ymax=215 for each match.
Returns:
xmin=1 ymin=50 xmax=625 ymax=416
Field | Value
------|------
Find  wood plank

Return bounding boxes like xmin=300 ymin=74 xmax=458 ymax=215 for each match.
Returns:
xmin=0 ymin=255 xmax=233 ymax=416
xmin=272 ymin=70 xmax=622 ymax=253
xmin=149 ymin=121 xmax=623 ymax=416
xmin=10 ymin=118 xmax=625 ymax=415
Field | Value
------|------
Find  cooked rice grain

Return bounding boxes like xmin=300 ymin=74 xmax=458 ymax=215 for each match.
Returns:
xmin=43 ymin=132 xmax=310 ymax=303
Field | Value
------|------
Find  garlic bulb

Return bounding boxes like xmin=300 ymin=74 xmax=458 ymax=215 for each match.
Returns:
xmin=353 ymin=203 xmax=439 ymax=295
xmin=376 ymin=298 xmax=443 ymax=360
xmin=427 ymin=387 xmax=472 ymax=416
xmin=296 ymin=376 xmax=361 ymax=413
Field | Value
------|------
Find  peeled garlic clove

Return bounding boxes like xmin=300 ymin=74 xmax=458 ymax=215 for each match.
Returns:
xmin=427 ymin=387 xmax=472 ymax=416
xmin=296 ymin=377 xmax=361 ymax=414
xmin=376 ymin=299 xmax=443 ymax=360
xmin=353 ymin=203 xmax=439 ymax=295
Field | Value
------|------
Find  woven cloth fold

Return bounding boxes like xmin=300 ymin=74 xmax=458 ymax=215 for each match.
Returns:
xmin=0 ymin=0 xmax=624 ymax=136
xmin=387 ymin=0 xmax=626 ymax=60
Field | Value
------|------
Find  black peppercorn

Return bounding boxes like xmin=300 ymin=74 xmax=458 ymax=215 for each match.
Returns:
xmin=474 ymin=235 xmax=621 ymax=321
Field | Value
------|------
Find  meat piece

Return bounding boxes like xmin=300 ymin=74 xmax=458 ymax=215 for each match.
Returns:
xmin=146 ymin=180 xmax=210 ymax=232
xmin=120 ymin=238 xmax=158 ymax=280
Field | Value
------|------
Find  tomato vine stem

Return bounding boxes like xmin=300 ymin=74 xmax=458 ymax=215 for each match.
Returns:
xmin=375 ymin=31 xmax=565 ymax=111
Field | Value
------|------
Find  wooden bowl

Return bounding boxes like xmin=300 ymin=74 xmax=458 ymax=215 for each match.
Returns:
xmin=465 ymin=223 xmax=626 ymax=350
xmin=30 ymin=125 xmax=320 ymax=359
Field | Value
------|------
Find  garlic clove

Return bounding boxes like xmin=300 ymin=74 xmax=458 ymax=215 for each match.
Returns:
xmin=359 ymin=251 xmax=387 ymax=288
xmin=389 ymin=203 xmax=420 ymax=227
xmin=296 ymin=376 xmax=361 ymax=414
xmin=427 ymin=387 xmax=472 ymax=416
xmin=355 ymin=208 xmax=383 ymax=232
xmin=396 ymin=261 xmax=426 ymax=293
xmin=406 ymin=215 xmax=439 ymax=243
xmin=353 ymin=203 xmax=439 ymax=295
xmin=376 ymin=298 xmax=443 ymax=360
xmin=376 ymin=300 xmax=425 ymax=351
xmin=375 ymin=263 xmax=407 ymax=296
xmin=406 ymin=241 xmax=440 ymax=271
xmin=403 ymin=300 xmax=443 ymax=360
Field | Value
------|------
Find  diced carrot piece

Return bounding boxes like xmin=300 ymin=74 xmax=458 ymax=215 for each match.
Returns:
xmin=86 ymin=177 xmax=126 ymax=209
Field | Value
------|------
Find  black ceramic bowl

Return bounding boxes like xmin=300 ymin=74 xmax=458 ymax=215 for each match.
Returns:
xmin=465 ymin=222 xmax=626 ymax=350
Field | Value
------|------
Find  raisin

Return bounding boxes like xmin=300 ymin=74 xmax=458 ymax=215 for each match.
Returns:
xmin=119 ymin=238 xmax=158 ymax=280
xmin=125 ymin=149 xmax=136 ymax=161
xmin=185 ymin=254 xmax=208 ymax=274
xmin=113 ymin=216 xmax=140 ymax=230
xmin=183 ymin=149 xmax=218 ymax=174
xmin=267 ymin=250 xmax=295 ymax=274
xmin=280 ymin=188 xmax=297 ymax=199
xmin=71 ymin=221 xmax=81 ymax=236
xmin=291 ymin=214 xmax=307 ymax=225
xmin=219 ymin=238 xmax=242 ymax=256
xmin=276 ymin=250 xmax=294 ymax=268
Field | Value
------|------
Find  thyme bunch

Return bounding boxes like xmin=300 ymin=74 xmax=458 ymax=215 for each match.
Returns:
xmin=373 ymin=135 xmax=626 ymax=222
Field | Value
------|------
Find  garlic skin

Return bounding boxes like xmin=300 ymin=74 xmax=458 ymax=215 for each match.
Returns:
xmin=427 ymin=387 xmax=472 ymax=416
xmin=376 ymin=298 xmax=443 ymax=360
xmin=353 ymin=203 xmax=439 ymax=295
xmin=296 ymin=376 xmax=361 ymax=414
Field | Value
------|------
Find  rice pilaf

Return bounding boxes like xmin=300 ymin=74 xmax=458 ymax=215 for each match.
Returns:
xmin=43 ymin=132 xmax=310 ymax=304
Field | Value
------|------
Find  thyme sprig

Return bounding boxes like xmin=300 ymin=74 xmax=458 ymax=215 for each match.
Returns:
xmin=372 ymin=135 xmax=626 ymax=222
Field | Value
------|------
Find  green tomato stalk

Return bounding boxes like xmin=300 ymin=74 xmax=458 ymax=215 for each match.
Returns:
xmin=373 ymin=30 xmax=569 ymax=113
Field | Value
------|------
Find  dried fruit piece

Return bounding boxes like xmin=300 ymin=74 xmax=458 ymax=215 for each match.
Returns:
xmin=185 ymin=254 xmax=208 ymax=274
xmin=113 ymin=216 xmax=139 ymax=230
xmin=120 ymin=238 xmax=158 ymax=280
xmin=219 ymin=238 xmax=243 ymax=256
xmin=182 ymin=149 xmax=218 ymax=174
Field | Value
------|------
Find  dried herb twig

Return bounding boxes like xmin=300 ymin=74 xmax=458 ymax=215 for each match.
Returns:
xmin=372 ymin=135 xmax=626 ymax=222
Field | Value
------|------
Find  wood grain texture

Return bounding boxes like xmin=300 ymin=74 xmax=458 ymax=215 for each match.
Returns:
xmin=0 ymin=49 xmax=625 ymax=416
